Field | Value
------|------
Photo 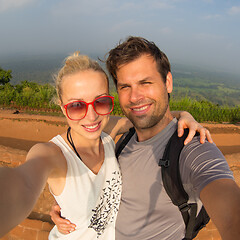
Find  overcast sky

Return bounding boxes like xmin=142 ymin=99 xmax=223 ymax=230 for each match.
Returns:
xmin=0 ymin=0 xmax=240 ymax=75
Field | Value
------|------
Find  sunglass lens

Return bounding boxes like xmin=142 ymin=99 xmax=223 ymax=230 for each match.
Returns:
xmin=94 ymin=97 xmax=113 ymax=115
xmin=67 ymin=101 xmax=86 ymax=120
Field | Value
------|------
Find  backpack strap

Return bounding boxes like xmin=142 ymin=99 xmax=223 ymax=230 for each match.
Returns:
xmin=116 ymin=127 xmax=135 ymax=158
xmin=159 ymin=129 xmax=189 ymax=204
xmin=159 ymin=129 xmax=199 ymax=240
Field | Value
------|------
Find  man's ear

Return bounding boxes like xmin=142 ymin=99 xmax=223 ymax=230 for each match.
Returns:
xmin=166 ymin=72 xmax=173 ymax=94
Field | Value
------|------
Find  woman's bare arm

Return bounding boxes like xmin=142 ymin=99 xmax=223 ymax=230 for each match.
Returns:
xmin=171 ymin=111 xmax=213 ymax=145
xmin=0 ymin=143 xmax=58 ymax=237
xmin=103 ymin=116 xmax=133 ymax=140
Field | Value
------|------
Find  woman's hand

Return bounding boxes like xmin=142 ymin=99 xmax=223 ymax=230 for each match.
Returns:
xmin=174 ymin=111 xmax=213 ymax=145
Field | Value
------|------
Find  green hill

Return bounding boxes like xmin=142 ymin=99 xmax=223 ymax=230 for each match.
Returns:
xmin=0 ymin=54 xmax=239 ymax=106
xmin=171 ymin=63 xmax=240 ymax=106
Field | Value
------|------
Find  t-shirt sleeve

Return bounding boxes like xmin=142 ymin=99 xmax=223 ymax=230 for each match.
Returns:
xmin=179 ymin=136 xmax=234 ymax=198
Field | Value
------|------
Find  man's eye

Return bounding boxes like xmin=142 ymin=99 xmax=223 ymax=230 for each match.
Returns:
xmin=119 ymin=85 xmax=129 ymax=90
xmin=142 ymin=82 xmax=152 ymax=85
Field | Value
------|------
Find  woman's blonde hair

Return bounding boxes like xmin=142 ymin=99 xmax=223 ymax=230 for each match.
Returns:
xmin=55 ymin=51 xmax=108 ymax=103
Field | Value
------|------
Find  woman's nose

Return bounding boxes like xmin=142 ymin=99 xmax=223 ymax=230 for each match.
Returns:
xmin=85 ymin=104 xmax=98 ymax=121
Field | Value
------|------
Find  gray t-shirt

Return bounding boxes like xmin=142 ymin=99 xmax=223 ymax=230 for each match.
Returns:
xmin=115 ymin=118 xmax=233 ymax=240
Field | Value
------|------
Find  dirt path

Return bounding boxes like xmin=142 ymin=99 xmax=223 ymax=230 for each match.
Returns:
xmin=0 ymin=108 xmax=240 ymax=154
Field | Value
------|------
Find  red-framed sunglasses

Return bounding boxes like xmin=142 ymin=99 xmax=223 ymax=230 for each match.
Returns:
xmin=63 ymin=96 xmax=114 ymax=120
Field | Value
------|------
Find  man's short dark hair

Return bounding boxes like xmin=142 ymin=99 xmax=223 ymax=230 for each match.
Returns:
xmin=106 ymin=36 xmax=171 ymax=86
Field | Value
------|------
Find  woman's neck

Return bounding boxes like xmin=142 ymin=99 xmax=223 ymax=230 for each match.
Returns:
xmin=65 ymin=127 xmax=104 ymax=175
xmin=66 ymin=127 xmax=102 ymax=156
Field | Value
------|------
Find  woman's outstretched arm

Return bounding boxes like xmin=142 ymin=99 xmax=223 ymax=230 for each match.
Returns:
xmin=0 ymin=143 xmax=57 ymax=237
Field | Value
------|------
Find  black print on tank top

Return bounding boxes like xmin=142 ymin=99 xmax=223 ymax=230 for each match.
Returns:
xmin=88 ymin=170 xmax=122 ymax=237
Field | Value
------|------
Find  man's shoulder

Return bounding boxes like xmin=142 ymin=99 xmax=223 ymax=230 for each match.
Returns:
xmin=179 ymin=136 xmax=233 ymax=197
xmin=181 ymin=136 xmax=223 ymax=161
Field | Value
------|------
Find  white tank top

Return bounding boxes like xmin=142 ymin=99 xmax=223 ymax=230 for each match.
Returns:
xmin=48 ymin=132 xmax=122 ymax=240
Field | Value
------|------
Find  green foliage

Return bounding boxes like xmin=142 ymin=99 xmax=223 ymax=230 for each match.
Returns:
xmin=0 ymin=80 xmax=60 ymax=111
xmin=0 ymin=67 xmax=12 ymax=85
xmin=0 ymin=83 xmax=16 ymax=104
xmin=172 ymin=76 xmax=240 ymax=106
xmin=111 ymin=92 xmax=123 ymax=116
xmin=0 ymin=81 xmax=239 ymax=123
xmin=170 ymin=97 xmax=240 ymax=123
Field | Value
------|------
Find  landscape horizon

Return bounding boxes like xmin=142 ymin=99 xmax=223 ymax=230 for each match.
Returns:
xmin=0 ymin=53 xmax=240 ymax=106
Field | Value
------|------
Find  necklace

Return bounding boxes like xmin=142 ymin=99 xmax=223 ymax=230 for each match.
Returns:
xmin=67 ymin=127 xmax=82 ymax=160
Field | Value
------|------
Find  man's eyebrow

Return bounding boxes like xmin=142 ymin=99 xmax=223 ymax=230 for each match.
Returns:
xmin=139 ymin=77 xmax=153 ymax=83
xmin=117 ymin=82 xmax=130 ymax=87
xmin=118 ymin=77 xmax=152 ymax=84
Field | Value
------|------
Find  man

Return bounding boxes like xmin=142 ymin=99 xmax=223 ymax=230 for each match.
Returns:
xmin=51 ymin=37 xmax=240 ymax=239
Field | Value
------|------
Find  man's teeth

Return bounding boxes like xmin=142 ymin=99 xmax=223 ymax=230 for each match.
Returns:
xmin=133 ymin=106 xmax=148 ymax=111
xmin=84 ymin=123 xmax=99 ymax=129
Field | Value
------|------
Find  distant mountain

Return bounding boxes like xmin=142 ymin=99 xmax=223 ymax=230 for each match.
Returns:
xmin=171 ymin=63 xmax=240 ymax=106
xmin=0 ymin=54 xmax=65 ymax=85
xmin=0 ymin=54 xmax=239 ymax=106
xmin=0 ymin=53 xmax=107 ymax=85
xmin=172 ymin=63 xmax=240 ymax=87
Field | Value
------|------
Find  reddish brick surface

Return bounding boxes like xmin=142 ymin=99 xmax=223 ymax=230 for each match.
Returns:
xmin=37 ymin=231 xmax=51 ymax=240
xmin=42 ymin=222 xmax=54 ymax=231
xmin=18 ymin=228 xmax=38 ymax=240
xmin=0 ymin=219 xmax=54 ymax=240
xmin=20 ymin=218 xmax=43 ymax=230
xmin=196 ymin=220 xmax=221 ymax=240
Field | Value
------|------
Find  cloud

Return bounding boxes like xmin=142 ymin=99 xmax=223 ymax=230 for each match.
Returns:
xmin=147 ymin=0 xmax=175 ymax=10
xmin=159 ymin=27 xmax=172 ymax=35
xmin=0 ymin=0 xmax=35 ymax=12
xmin=202 ymin=0 xmax=214 ymax=3
xmin=203 ymin=14 xmax=221 ymax=20
xmin=228 ymin=6 xmax=240 ymax=15
xmin=194 ymin=33 xmax=225 ymax=42
xmin=51 ymin=0 xmax=175 ymax=17
xmin=51 ymin=0 xmax=121 ymax=16
xmin=109 ymin=20 xmax=143 ymax=33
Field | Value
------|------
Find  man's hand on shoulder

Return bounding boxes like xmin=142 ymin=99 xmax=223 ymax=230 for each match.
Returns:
xmin=50 ymin=204 xmax=76 ymax=234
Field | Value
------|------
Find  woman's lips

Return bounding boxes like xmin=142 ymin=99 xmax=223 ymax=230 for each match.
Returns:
xmin=82 ymin=121 xmax=101 ymax=132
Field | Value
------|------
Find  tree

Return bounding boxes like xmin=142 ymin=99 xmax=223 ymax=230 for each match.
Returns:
xmin=0 ymin=67 xmax=12 ymax=85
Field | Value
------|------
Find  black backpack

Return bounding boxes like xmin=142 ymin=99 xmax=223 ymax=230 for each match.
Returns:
xmin=115 ymin=128 xmax=210 ymax=240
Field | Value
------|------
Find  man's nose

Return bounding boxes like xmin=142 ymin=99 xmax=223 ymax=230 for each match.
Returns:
xmin=129 ymin=86 xmax=144 ymax=103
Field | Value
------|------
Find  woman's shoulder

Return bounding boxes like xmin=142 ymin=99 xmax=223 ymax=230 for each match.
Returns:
xmin=26 ymin=141 xmax=64 ymax=166
xmin=31 ymin=141 xmax=61 ymax=153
